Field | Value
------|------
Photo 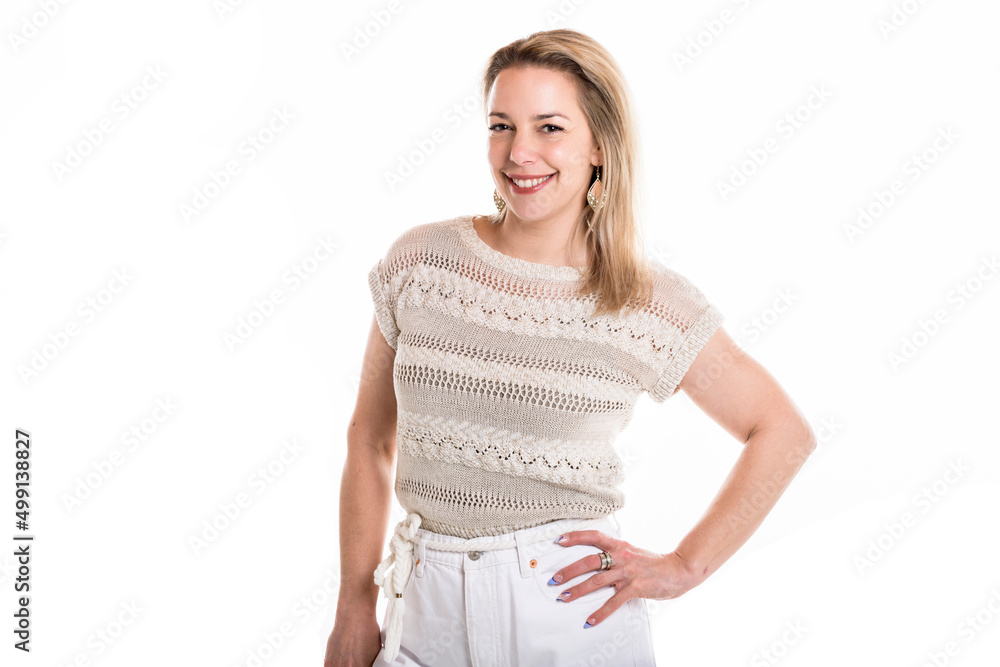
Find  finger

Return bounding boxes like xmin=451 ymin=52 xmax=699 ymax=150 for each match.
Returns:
xmin=582 ymin=589 xmax=632 ymax=629
xmin=549 ymin=534 xmax=623 ymax=586
xmin=547 ymin=551 xmax=610 ymax=587
xmin=555 ymin=529 xmax=618 ymax=552
xmin=553 ymin=568 xmax=624 ymax=603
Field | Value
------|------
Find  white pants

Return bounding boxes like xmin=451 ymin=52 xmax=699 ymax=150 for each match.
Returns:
xmin=374 ymin=512 xmax=658 ymax=666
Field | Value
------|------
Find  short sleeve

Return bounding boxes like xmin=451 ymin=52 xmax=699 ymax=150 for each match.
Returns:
xmin=367 ymin=258 xmax=400 ymax=350
xmin=646 ymin=268 xmax=725 ymax=403
xmin=366 ymin=225 xmax=425 ymax=351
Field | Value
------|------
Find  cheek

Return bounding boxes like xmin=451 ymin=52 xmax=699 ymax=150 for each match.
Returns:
xmin=487 ymin=139 xmax=508 ymax=164
xmin=550 ymin=146 xmax=590 ymax=175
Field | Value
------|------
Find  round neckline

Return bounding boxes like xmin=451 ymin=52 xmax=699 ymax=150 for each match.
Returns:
xmin=457 ymin=214 xmax=587 ymax=281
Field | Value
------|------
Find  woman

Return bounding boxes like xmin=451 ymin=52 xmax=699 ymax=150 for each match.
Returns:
xmin=325 ymin=28 xmax=816 ymax=667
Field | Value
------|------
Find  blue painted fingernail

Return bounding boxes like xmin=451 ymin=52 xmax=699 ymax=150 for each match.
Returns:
xmin=584 ymin=621 xmax=593 ymax=628
xmin=548 ymin=574 xmax=562 ymax=585
xmin=557 ymin=591 xmax=571 ymax=602
xmin=555 ymin=535 xmax=568 ymax=544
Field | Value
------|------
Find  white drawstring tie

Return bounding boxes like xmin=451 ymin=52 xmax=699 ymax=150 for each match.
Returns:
xmin=373 ymin=513 xmax=423 ymax=662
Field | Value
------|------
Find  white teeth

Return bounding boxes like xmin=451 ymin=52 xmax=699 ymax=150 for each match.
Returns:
xmin=511 ymin=174 xmax=553 ymax=188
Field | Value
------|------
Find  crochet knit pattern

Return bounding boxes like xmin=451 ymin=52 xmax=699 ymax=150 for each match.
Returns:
xmin=367 ymin=214 xmax=724 ymax=538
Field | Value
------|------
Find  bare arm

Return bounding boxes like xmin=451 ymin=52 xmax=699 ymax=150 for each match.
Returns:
xmin=673 ymin=327 xmax=817 ymax=583
xmin=325 ymin=315 xmax=398 ymax=666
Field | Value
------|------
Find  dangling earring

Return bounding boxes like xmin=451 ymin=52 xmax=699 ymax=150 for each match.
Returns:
xmin=587 ymin=165 xmax=606 ymax=212
xmin=493 ymin=189 xmax=506 ymax=213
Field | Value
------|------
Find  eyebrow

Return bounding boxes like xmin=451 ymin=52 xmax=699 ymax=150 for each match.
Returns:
xmin=488 ymin=112 xmax=570 ymax=122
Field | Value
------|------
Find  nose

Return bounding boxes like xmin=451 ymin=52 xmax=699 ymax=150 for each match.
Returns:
xmin=508 ymin=130 xmax=538 ymax=165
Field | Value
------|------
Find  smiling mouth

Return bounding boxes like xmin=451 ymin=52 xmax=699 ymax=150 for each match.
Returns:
xmin=506 ymin=173 xmax=555 ymax=188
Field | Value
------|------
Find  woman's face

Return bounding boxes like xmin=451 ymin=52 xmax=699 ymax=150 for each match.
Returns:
xmin=486 ymin=66 xmax=602 ymax=223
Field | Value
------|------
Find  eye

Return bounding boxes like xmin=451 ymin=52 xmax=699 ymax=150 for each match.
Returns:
xmin=488 ymin=123 xmax=564 ymax=133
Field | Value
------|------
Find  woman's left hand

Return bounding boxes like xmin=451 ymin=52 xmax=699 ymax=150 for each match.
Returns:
xmin=548 ymin=529 xmax=705 ymax=628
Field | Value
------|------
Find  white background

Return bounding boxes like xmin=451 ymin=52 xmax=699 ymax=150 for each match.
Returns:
xmin=2 ymin=0 xmax=999 ymax=665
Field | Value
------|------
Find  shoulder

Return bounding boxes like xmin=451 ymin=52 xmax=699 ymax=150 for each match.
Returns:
xmin=373 ymin=216 xmax=469 ymax=278
xmin=645 ymin=255 xmax=715 ymax=312
xmin=377 ymin=215 xmax=466 ymax=262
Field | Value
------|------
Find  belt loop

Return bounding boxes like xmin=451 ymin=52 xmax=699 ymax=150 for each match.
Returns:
xmin=513 ymin=528 xmax=532 ymax=579
xmin=415 ymin=534 xmax=426 ymax=577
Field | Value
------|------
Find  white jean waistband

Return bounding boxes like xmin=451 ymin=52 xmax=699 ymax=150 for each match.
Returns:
xmin=372 ymin=511 xmax=609 ymax=663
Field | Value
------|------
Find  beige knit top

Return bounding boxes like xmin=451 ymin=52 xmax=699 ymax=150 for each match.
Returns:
xmin=367 ymin=214 xmax=724 ymax=538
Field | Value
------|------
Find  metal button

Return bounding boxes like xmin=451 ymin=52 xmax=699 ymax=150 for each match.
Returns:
xmin=467 ymin=551 xmax=482 ymax=560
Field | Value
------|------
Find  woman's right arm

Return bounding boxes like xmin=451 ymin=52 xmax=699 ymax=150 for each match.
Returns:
xmin=324 ymin=315 xmax=398 ymax=667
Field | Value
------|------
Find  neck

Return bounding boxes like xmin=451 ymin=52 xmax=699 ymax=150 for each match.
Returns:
xmin=485 ymin=211 xmax=591 ymax=268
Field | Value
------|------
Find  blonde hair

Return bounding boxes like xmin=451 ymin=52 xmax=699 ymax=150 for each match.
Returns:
xmin=481 ymin=28 xmax=655 ymax=318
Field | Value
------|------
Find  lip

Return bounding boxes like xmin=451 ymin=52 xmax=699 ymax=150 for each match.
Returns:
xmin=505 ymin=172 xmax=556 ymax=195
xmin=506 ymin=172 xmax=555 ymax=179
